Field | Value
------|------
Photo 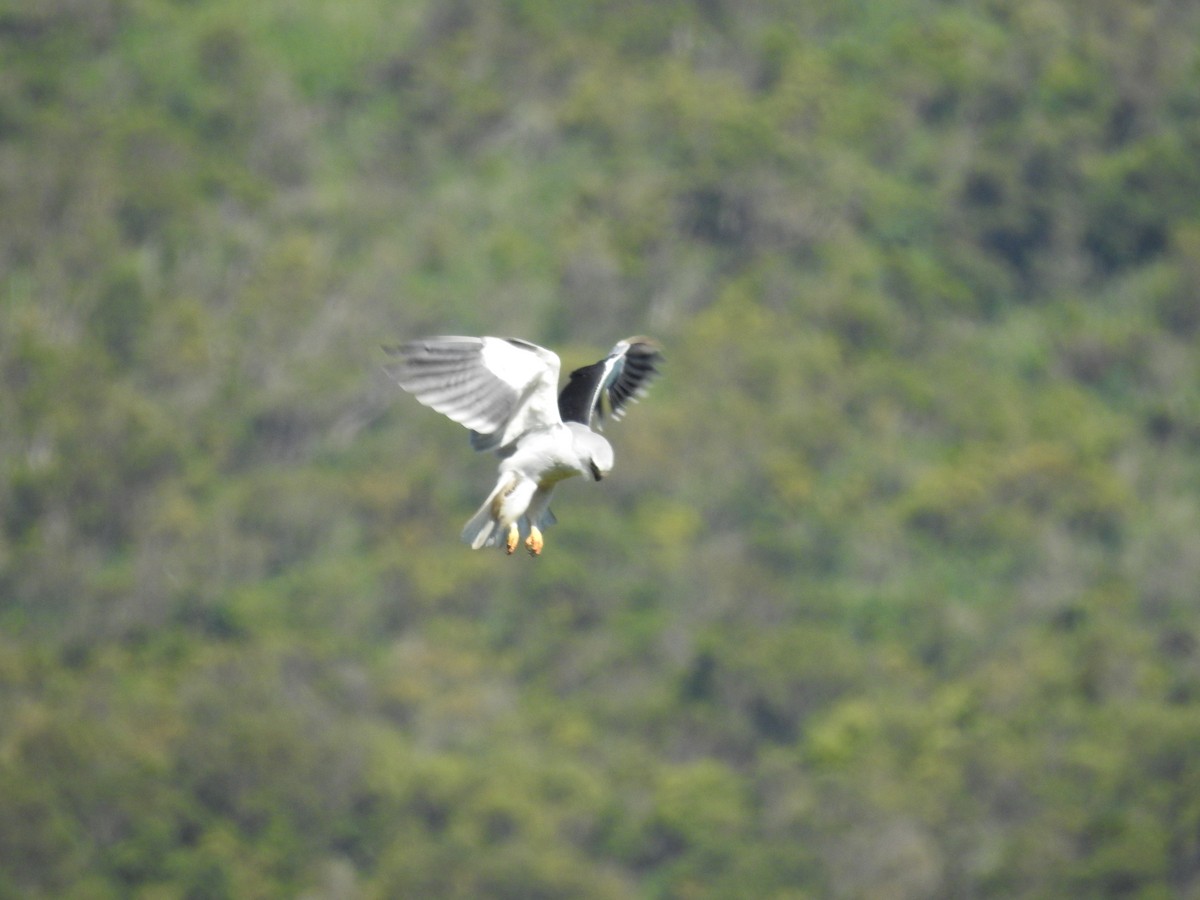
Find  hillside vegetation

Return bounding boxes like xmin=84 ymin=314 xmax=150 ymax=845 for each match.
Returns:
xmin=3 ymin=0 xmax=1200 ymax=896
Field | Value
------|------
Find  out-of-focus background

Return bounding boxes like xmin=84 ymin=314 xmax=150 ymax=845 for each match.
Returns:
xmin=3 ymin=1 xmax=1200 ymax=896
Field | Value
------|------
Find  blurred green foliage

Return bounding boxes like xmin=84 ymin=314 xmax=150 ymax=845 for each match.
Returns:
xmin=2 ymin=0 xmax=1200 ymax=896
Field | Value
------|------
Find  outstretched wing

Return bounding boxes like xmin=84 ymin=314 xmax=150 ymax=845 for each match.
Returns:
xmin=557 ymin=337 xmax=663 ymax=429
xmin=384 ymin=336 xmax=563 ymax=451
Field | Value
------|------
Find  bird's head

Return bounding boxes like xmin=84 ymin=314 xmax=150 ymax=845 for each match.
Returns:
xmin=568 ymin=423 xmax=614 ymax=481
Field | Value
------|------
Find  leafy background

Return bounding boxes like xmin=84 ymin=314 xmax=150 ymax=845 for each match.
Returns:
xmin=3 ymin=0 xmax=1200 ymax=897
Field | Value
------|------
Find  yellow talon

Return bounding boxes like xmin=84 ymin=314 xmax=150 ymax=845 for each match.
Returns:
xmin=505 ymin=523 xmax=519 ymax=555
xmin=526 ymin=526 xmax=543 ymax=557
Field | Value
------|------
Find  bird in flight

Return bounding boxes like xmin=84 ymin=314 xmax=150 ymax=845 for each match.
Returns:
xmin=385 ymin=336 xmax=662 ymax=556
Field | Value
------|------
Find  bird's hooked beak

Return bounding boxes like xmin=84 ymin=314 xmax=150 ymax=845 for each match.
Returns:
xmin=589 ymin=460 xmax=604 ymax=481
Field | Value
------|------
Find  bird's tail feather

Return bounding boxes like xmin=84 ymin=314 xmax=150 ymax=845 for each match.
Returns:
xmin=460 ymin=475 xmax=518 ymax=550
xmin=461 ymin=493 xmax=500 ymax=549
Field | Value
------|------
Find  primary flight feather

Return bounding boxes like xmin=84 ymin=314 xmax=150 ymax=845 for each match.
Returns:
xmin=384 ymin=336 xmax=662 ymax=555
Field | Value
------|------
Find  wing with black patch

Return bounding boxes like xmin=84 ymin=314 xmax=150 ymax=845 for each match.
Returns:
xmin=557 ymin=337 xmax=663 ymax=428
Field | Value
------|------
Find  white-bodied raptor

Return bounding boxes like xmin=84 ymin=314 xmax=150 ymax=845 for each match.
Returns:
xmin=384 ymin=336 xmax=662 ymax=555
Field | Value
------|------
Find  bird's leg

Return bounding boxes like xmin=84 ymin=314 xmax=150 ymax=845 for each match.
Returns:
xmin=525 ymin=525 xmax=543 ymax=557
xmin=505 ymin=522 xmax=520 ymax=555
